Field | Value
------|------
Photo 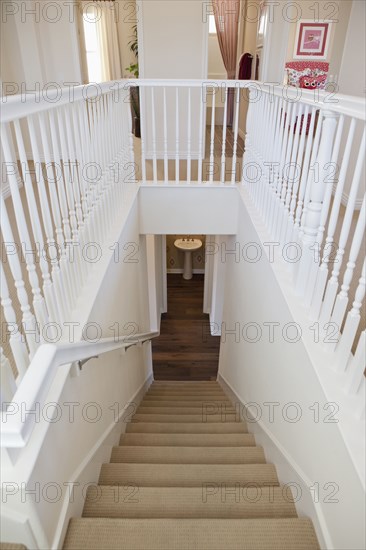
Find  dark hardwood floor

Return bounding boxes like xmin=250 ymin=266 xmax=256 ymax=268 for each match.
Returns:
xmin=152 ymin=274 xmax=220 ymax=380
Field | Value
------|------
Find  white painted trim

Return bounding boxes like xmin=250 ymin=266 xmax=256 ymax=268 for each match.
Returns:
xmin=53 ymin=372 xmax=153 ymax=550
xmin=167 ymin=268 xmax=205 ymax=274
xmin=161 ymin=235 xmax=168 ymax=313
xmin=218 ymin=372 xmax=331 ymax=550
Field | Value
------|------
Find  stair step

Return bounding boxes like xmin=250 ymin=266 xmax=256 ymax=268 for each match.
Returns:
xmin=63 ymin=518 xmax=320 ymax=549
xmin=143 ymin=394 xmax=232 ymax=402
xmin=119 ymin=433 xmax=256 ymax=446
xmin=139 ymin=399 xmax=234 ymax=407
xmin=126 ymin=422 xmax=247 ymax=433
xmin=131 ymin=413 xmax=241 ymax=423
xmin=147 ymin=389 xmax=227 ymax=395
xmin=151 ymin=381 xmax=220 ymax=387
xmin=110 ymin=446 xmax=265 ymax=464
xmin=137 ymin=406 xmax=236 ymax=415
xmin=99 ymin=463 xmax=278 ymax=487
xmin=82 ymin=486 xmax=297 ymax=519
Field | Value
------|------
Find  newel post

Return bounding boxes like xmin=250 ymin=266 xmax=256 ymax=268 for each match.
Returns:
xmin=295 ymin=109 xmax=339 ymax=297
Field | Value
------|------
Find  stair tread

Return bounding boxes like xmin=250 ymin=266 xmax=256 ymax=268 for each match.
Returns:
xmin=131 ymin=414 xmax=242 ymax=423
xmin=139 ymin=399 xmax=234 ymax=407
xmin=63 ymin=518 xmax=320 ymax=549
xmin=126 ymin=422 xmax=247 ymax=433
xmin=99 ymin=463 xmax=279 ymax=486
xmin=82 ymin=486 xmax=297 ymax=519
xmin=143 ymin=394 xmax=231 ymax=403
xmin=137 ymin=406 xmax=236 ymax=415
xmin=110 ymin=445 xmax=266 ymax=464
xmin=119 ymin=433 xmax=256 ymax=446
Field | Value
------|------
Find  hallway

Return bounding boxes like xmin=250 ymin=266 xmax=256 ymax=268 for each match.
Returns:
xmin=152 ymin=274 xmax=220 ymax=380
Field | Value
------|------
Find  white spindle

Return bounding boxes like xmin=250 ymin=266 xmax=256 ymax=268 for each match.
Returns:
xmin=310 ymin=118 xmax=357 ymax=319
xmin=23 ymin=116 xmax=61 ymax=324
xmin=1 ymin=123 xmax=49 ymax=332
xmin=139 ymin=85 xmax=147 ymax=183
xmin=175 ymin=87 xmax=180 ymax=183
xmin=0 ymin=196 xmax=39 ymax=356
xmin=230 ymin=86 xmax=240 ymax=184
xmin=187 ymin=88 xmax=191 ymax=183
xmin=290 ymin=107 xmax=317 ymax=245
xmin=304 ymin=114 xmax=345 ymax=307
xmin=198 ymin=85 xmax=204 ymax=183
xmin=151 ymin=88 xmax=157 ymax=183
xmin=0 ymin=264 xmax=29 ymax=378
xmin=48 ymin=108 xmax=78 ymax=304
xmin=335 ymin=259 xmax=366 ymax=370
xmin=284 ymin=104 xmax=310 ymax=244
xmin=220 ymin=87 xmax=228 ymax=184
xmin=319 ymin=128 xmax=366 ymax=325
xmin=209 ymin=88 xmax=216 ymax=183
xmin=330 ymin=197 xmax=366 ymax=347
xmin=163 ymin=87 xmax=168 ymax=183
xmin=295 ymin=111 xmax=337 ymax=297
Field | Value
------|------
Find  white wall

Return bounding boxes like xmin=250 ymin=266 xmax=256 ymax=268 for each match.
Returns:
xmin=139 ymin=186 xmax=239 ymax=235
xmin=1 ymin=0 xmax=82 ymax=94
xmin=338 ymin=1 xmax=366 ymax=97
xmin=261 ymin=0 xmax=352 ymax=84
xmin=217 ymin=192 xmax=365 ymax=550
xmin=138 ymin=0 xmax=208 ymax=158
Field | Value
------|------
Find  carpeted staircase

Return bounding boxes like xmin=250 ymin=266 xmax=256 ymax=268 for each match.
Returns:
xmin=63 ymin=381 xmax=320 ymax=549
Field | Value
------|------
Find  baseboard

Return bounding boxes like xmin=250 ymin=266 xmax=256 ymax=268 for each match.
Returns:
xmin=167 ymin=269 xmax=205 ymax=274
xmin=52 ymin=372 xmax=153 ymax=550
xmin=217 ymin=372 xmax=332 ymax=550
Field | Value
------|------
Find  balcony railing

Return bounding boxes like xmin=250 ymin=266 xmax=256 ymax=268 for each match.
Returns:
xmin=0 ymin=79 xmax=365 ymax=415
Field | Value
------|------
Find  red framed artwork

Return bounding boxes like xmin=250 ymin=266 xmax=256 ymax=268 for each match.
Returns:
xmin=294 ymin=20 xmax=332 ymax=59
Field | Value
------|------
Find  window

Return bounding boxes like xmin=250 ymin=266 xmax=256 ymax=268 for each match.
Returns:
xmin=82 ymin=7 xmax=102 ymax=83
xmin=209 ymin=14 xmax=217 ymax=34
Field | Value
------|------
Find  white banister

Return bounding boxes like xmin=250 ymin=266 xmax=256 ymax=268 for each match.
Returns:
xmin=0 ymin=331 xmax=159 ymax=448
xmin=0 ymin=78 xmax=364 ymax=423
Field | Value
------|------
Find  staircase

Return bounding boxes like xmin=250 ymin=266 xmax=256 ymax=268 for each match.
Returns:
xmin=63 ymin=381 xmax=320 ymax=549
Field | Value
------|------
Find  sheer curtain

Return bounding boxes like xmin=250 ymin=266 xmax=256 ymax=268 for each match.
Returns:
xmin=212 ymin=0 xmax=240 ymax=125
xmin=94 ymin=1 xmax=122 ymax=81
xmin=80 ymin=0 xmax=122 ymax=82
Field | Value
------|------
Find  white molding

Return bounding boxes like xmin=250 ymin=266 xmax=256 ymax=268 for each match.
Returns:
xmin=53 ymin=372 xmax=153 ymax=550
xmin=218 ymin=373 xmax=331 ymax=550
xmin=167 ymin=268 xmax=205 ymax=274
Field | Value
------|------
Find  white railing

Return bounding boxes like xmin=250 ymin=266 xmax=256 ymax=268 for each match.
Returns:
xmin=1 ymin=330 xmax=159 ymax=448
xmin=1 ymin=78 xmax=365 ymax=415
xmin=243 ymin=83 xmax=365 ymax=402
xmin=1 ymin=81 xmax=135 ymax=395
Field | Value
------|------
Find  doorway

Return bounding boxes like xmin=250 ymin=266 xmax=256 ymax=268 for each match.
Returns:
xmin=151 ymin=235 xmax=220 ymax=380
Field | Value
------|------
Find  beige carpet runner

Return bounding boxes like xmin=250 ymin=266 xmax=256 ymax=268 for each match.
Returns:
xmin=63 ymin=381 xmax=320 ymax=549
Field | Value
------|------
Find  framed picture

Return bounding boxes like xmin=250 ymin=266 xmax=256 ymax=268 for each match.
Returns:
xmin=294 ymin=20 xmax=332 ymax=59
